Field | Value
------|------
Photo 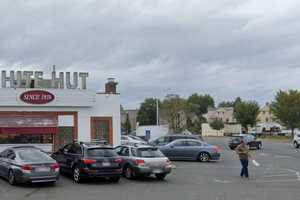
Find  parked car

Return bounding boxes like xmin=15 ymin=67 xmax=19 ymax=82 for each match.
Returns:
xmin=121 ymin=135 xmax=148 ymax=145
xmin=150 ymin=134 xmax=202 ymax=146
xmin=228 ymin=134 xmax=262 ymax=150
xmin=293 ymin=133 xmax=300 ymax=148
xmin=0 ymin=146 xmax=59 ymax=185
xmin=114 ymin=144 xmax=172 ymax=180
xmin=159 ymin=139 xmax=221 ymax=162
xmin=51 ymin=142 xmax=122 ymax=183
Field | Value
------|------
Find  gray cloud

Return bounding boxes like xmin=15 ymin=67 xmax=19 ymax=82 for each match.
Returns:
xmin=0 ymin=0 xmax=300 ymax=108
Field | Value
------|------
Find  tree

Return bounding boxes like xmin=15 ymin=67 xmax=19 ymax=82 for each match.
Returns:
xmin=161 ymin=97 xmax=186 ymax=133
xmin=209 ymin=118 xmax=225 ymax=130
xmin=186 ymin=94 xmax=215 ymax=117
xmin=185 ymin=116 xmax=206 ymax=134
xmin=218 ymin=101 xmax=234 ymax=108
xmin=271 ymin=90 xmax=300 ymax=138
xmin=218 ymin=97 xmax=242 ymax=109
xmin=123 ymin=114 xmax=131 ymax=134
xmin=234 ymin=100 xmax=260 ymax=132
xmin=137 ymin=98 xmax=159 ymax=125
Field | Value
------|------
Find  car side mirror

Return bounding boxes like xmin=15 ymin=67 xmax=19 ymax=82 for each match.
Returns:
xmin=170 ymin=145 xmax=174 ymax=148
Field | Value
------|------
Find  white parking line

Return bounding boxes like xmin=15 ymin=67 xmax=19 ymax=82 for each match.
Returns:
xmin=254 ymin=179 xmax=299 ymax=183
xmin=262 ymin=174 xmax=295 ymax=178
xmin=214 ymin=179 xmax=232 ymax=184
xmin=258 ymin=153 xmax=269 ymax=157
xmin=274 ymin=155 xmax=292 ymax=159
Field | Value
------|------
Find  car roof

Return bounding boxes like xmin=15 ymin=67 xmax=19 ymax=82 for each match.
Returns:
xmin=10 ymin=146 xmax=39 ymax=150
xmin=170 ymin=138 xmax=202 ymax=142
xmin=120 ymin=144 xmax=155 ymax=149
xmin=82 ymin=143 xmax=113 ymax=149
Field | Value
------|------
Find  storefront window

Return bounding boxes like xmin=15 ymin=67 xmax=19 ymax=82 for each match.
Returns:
xmin=0 ymin=134 xmax=53 ymax=144
xmin=58 ymin=127 xmax=74 ymax=146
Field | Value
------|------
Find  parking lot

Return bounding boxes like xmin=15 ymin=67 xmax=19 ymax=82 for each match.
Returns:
xmin=1 ymin=137 xmax=300 ymax=200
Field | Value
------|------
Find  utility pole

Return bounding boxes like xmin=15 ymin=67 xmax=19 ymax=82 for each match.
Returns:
xmin=156 ymin=98 xmax=159 ymax=126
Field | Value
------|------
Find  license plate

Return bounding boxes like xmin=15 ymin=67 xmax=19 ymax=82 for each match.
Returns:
xmin=102 ymin=162 xmax=111 ymax=167
xmin=35 ymin=167 xmax=50 ymax=172
xmin=153 ymin=169 xmax=162 ymax=174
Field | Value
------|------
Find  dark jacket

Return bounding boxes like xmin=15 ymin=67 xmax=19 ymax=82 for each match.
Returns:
xmin=236 ymin=144 xmax=250 ymax=160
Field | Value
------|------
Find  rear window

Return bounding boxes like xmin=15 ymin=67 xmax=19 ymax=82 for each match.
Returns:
xmin=137 ymin=148 xmax=164 ymax=158
xmin=87 ymin=148 xmax=118 ymax=157
xmin=17 ymin=149 xmax=52 ymax=162
xmin=231 ymin=137 xmax=241 ymax=142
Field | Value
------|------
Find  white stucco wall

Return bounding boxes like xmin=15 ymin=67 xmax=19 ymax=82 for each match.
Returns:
xmin=0 ymin=89 xmax=121 ymax=147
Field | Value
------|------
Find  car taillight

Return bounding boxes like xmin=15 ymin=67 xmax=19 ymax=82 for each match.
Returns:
xmin=82 ymin=159 xmax=97 ymax=165
xmin=21 ymin=164 xmax=32 ymax=173
xmin=51 ymin=163 xmax=60 ymax=172
xmin=166 ymin=159 xmax=172 ymax=167
xmin=114 ymin=158 xmax=123 ymax=164
xmin=213 ymin=146 xmax=221 ymax=152
xmin=135 ymin=159 xmax=145 ymax=166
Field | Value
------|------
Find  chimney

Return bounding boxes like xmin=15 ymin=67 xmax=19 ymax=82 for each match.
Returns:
xmin=105 ymin=78 xmax=118 ymax=94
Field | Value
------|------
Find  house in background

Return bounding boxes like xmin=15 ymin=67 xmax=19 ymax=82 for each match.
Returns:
xmin=202 ymin=107 xmax=241 ymax=136
xmin=256 ymin=102 xmax=281 ymax=133
xmin=203 ymin=107 xmax=236 ymax=124
xmin=121 ymin=107 xmax=138 ymax=132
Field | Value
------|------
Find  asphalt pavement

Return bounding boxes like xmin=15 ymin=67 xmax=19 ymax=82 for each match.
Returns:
xmin=1 ymin=137 xmax=300 ymax=200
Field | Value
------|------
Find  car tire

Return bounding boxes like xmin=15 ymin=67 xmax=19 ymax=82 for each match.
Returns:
xmin=49 ymin=181 xmax=57 ymax=186
xmin=73 ymin=167 xmax=82 ymax=183
xmin=294 ymin=141 xmax=299 ymax=149
xmin=124 ymin=166 xmax=134 ymax=179
xmin=8 ymin=170 xmax=16 ymax=186
xmin=155 ymin=174 xmax=167 ymax=180
xmin=110 ymin=177 xmax=120 ymax=182
xmin=257 ymin=143 xmax=262 ymax=150
xmin=198 ymin=152 xmax=210 ymax=162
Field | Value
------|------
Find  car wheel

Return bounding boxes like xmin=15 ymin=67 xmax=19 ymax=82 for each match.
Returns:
xmin=294 ymin=141 xmax=299 ymax=149
xmin=257 ymin=144 xmax=262 ymax=150
xmin=73 ymin=167 xmax=82 ymax=183
xmin=8 ymin=170 xmax=16 ymax=185
xmin=124 ymin=166 xmax=134 ymax=179
xmin=110 ymin=177 xmax=120 ymax=182
xmin=198 ymin=152 xmax=210 ymax=162
xmin=155 ymin=174 xmax=166 ymax=180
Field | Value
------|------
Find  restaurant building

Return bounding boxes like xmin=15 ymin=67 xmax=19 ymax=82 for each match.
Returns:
xmin=0 ymin=70 xmax=121 ymax=152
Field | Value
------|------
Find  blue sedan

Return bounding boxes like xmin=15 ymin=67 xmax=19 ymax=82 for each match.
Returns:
xmin=158 ymin=139 xmax=221 ymax=162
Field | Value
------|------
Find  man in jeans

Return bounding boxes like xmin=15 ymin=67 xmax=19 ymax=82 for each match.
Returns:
xmin=236 ymin=140 xmax=251 ymax=179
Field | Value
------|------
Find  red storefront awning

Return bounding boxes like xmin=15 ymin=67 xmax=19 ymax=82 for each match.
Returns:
xmin=0 ymin=127 xmax=57 ymax=135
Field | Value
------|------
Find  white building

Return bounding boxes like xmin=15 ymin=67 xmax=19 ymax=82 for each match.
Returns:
xmin=0 ymin=70 xmax=121 ymax=152
xmin=204 ymin=107 xmax=236 ymax=124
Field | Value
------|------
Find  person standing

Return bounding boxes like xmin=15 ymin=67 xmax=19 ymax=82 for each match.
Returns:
xmin=236 ymin=140 xmax=251 ymax=179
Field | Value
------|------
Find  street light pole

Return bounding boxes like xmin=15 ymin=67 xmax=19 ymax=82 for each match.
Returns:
xmin=156 ymin=98 xmax=159 ymax=126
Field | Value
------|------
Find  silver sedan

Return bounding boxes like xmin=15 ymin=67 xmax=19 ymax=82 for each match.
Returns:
xmin=0 ymin=146 xmax=60 ymax=185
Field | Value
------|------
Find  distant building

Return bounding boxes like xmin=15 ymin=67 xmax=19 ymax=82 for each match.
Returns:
xmin=121 ymin=107 xmax=138 ymax=131
xmin=257 ymin=102 xmax=275 ymax=124
xmin=203 ymin=107 xmax=236 ymax=124
xmin=256 ymin=102 xmax=281 ymax=133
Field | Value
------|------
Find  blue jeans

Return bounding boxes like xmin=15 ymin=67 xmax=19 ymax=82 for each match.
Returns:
xmin=240 ymin=159 xmax=249 ymax=178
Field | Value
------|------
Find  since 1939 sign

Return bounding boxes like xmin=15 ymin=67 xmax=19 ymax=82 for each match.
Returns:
xmin=20 ymin=90 xmax=55 ymax=104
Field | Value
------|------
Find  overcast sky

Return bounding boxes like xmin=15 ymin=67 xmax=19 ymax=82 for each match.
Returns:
xmin=1 ymin=0 xmax=300 ymax=109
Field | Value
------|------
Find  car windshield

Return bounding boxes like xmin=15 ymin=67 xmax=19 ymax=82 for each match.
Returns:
xmin=17 ymin=149 xmax=53 ymax=162
xmin=137 ymin=148 xmax=164 ymax=158
xmin=87 ymin=148 xmax=118 ymax=157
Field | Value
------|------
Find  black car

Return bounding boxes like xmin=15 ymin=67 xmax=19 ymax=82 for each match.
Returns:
xmin=150 ymin=134 xmax=202 ymax=146
xmin=51 ymin=142 xmax=122 ymax=183
xmin=228 ymin=134 xmax=262 ymax=150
